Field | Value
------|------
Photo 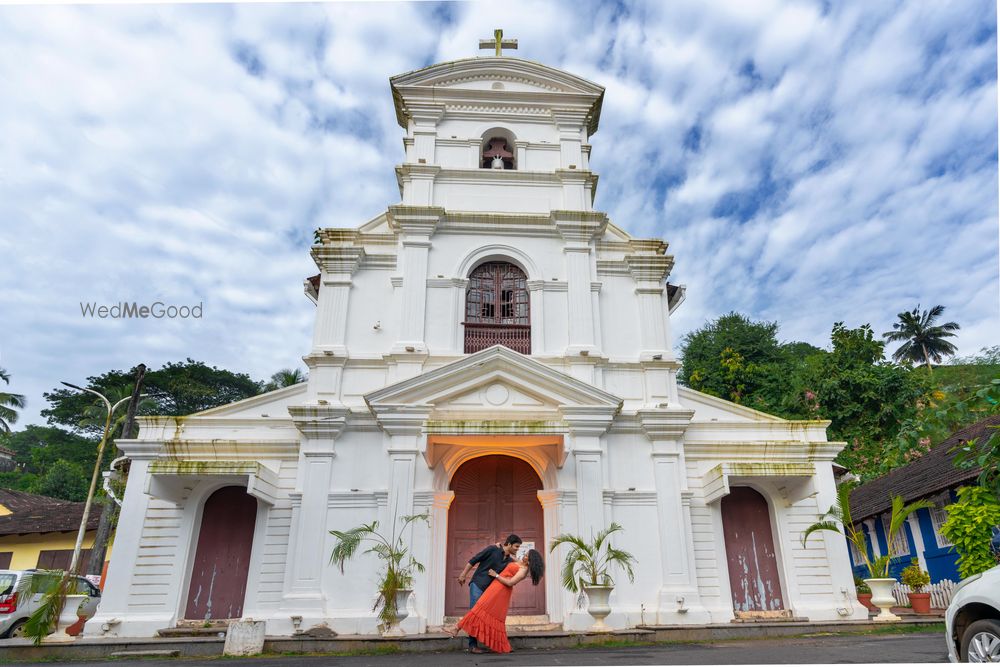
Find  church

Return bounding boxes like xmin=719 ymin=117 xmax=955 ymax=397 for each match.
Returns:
xmin=88 ymin=37 xmax=867 ymax=638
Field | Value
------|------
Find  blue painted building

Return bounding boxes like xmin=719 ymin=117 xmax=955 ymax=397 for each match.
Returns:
xmin=846 ymin=415 xmax=1000 ymax=584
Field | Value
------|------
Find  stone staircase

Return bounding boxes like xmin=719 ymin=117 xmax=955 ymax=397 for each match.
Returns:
xmin=440 ymin=614 xmax=561 ymax=633
xmin=157 ymin=620 xmax=230 ymax=638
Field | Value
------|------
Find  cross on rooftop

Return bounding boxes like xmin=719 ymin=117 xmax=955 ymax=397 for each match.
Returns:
xmin=479 ymin=28 xmax=517 ymax=57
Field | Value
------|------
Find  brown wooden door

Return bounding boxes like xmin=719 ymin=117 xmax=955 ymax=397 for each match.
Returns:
xmin=721 ymin=486 xmax=785 ymax=612
xmin=445 ymin=455 xmax=545 ymax=616
xmin=185 ymin=486 xmax=258 ymax=620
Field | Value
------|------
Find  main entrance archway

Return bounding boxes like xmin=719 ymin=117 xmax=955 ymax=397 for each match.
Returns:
xmin=445 ymin=455 xmax=545 ymax=616
xmin=721 ymin=486 xmax=785 ymax=613
xmin=185 ymin=486 xmax=258 ymax=620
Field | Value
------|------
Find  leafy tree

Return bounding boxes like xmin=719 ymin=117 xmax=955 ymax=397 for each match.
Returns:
xmin=263 ymin=368 xmax=307 ymax=391
xmin=883 ymin=304 xmax=960 ymax=370
xmin=33 ymin=459 xmax=89 ymax=501
xmin=809 ymin=323 xmax=926 ymax=478
xmin=0 ymin=368 xmax=26 ymax=433
xmin=42 ymin=359 xmax=264 ymax=435
xmin=679 ymin=313 xmax=790 ymax=412
xmin=0 ymin=425 xmax=96 ymax=475
xmin=940 ymin=486 xmax=1000 ymax=578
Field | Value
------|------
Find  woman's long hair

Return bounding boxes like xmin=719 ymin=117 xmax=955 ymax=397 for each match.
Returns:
xmin=527 ymin=549 xmax=545 ymax=585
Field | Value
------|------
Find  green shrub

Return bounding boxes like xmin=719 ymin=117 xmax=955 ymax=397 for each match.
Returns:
xmin=900 ymin=559 xmax=930 ymax=592
xmin=854 ymin=576 xmax=871 ymax=594
xmin=940 ymin=486 xmax=1000 ymax=579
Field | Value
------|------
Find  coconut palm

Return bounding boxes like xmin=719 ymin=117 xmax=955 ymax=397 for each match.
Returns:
xmin=549 ymin=522 xmax=637 ymax=593
xmin=0 ymin=368 xmax=26 ymax=433
xmin=263 ymin=368 xmax=307 ymax=391
xmin=882 ymin=305 xmax=960 ymax=371
xmin=802 ymin=481 xmax=932 ymax=578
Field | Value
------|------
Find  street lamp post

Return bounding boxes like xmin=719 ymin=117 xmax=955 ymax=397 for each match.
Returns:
xmin=60 ymin=382 xmax=146 ymax=576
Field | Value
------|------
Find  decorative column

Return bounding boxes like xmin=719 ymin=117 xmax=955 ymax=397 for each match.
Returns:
xmin=282 ymin=406 xmax=349 ymax=619
xmin=563 ymin=407 xmax=616 ymax=539
xmin=388 ymin=205 xmax=443 ymax=363
xmin=537 ymin=490 xmax=566 ymax=623
xmin=625 ymin=242 xmax=674 ymax=361
xmin=84 ymin=455 xmax=154 ymax=637
xmin=427 ymin=490 xmax=455 ymax=625
xmin=526 ymin=280 xmax=546 ymax=354
xmin=637 ymin=408 xmax=711 ymax=624
xmin=813 ymin=460 xmax=869 ymax=619
xmin=553 ymin=211 xmax=607 ymax=357
xmin=307 ymin=234 xmax=364 ymax=405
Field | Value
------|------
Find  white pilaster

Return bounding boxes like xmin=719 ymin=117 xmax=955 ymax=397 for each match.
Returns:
xmin=427 ymin=491 xmax=455 ymax=625
xmin=626 ymin=248 xmax=674 ymax=361
xmin=553 ymin=211 xmax=606 ymax=357
xmin=814 ymin=461 xmax=869 ymax=619
xmin=282 ymin=406 xmax=348 ymax=619
xmin=85 ymin=457 xmax=154 ymax=637
xmin=389 ymin=205 xmax=443 ymax=356
xmin=637 ymin=408 xmax=711 ymax=623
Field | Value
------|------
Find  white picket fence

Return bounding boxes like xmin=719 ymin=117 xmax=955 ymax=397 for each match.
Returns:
xmin=891 ymin=579 xmax=956 ymax=609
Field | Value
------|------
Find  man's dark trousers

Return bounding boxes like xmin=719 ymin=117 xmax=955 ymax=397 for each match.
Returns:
xmin=468 ymin=582 xmax=485 ymax=648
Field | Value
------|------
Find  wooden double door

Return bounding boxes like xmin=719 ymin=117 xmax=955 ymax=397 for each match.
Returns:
xmin=720 ymin=486 xmax=785 ymax=613
xmin=185 ymin=486 xmax=258 ymax=620
xmin=444 ymin=455 xmax=545 ymax=616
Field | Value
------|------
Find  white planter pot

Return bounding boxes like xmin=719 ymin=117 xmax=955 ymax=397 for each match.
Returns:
xmin=583 ymin=585 xmax=614 ymax=632
xmin=43 ymin=594 xmax=86 ymax=643
xmin=381 ymin=589 xmax=411 ymax=637
xmin=864 ymin=578 xmax=900 ymax=622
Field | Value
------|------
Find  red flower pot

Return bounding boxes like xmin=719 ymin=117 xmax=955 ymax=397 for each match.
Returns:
xmin=908 ymin=592 xmax=931 ymax=614
xmin=857 ymin=592 xmax=876 ymax=612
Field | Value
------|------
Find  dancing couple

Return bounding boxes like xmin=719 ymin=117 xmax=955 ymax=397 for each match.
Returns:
xmin=443 ymin=533 xmax=545 ymax=654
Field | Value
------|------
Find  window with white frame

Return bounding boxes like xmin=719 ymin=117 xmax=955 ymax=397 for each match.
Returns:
xmin=847 ymin=536 xmax=864 ymax=566
xmin=929 ymin=492 xmax=954 ymax=548
xmin=882 ymin=514 xmax=910 ymax=557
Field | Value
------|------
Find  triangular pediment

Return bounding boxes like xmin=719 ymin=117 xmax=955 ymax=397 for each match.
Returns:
xmin=188 ymin=383 xmax=308 ymax=419
xmin=365 ymin=346 xmax=622 ymax=420
xmin=391 ymin=57 xmax=605 ymax=96
xmin=677 ymin=386 xmax=786 ymax=423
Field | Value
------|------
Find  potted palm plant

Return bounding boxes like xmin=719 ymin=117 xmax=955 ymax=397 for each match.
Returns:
xmin=330 ymin=512 xmax=429 ymax=637
xmin=900 ymin=559 xmax=931 ymax=614
xmin=803 ymin=482 xmax=931 ymax=622
xmin=15 ymin=570 xmax=85 ymax=645
xmin=549 ymin=523 xmax=637 ymax=632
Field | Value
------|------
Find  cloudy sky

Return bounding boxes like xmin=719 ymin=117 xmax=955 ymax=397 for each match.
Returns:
xmin=1 ymin=1 xmax=997 ymax=427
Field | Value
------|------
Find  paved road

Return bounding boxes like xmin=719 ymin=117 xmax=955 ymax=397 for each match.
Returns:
xmin=43 ymin=632 xmax=949 ymax=665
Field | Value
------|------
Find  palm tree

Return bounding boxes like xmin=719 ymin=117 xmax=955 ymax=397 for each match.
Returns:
xmin=0 ymin=368 xmax=26 ymax=433
xmin=802 ymin=481 xmax=932 ymax=579
xmin=263 ymin=368 xmax=307 ymax=391
xmin=883 ymin=304 xmax=960 ymax=371
xmin=549 ymin=522 xmax=637 ymax=592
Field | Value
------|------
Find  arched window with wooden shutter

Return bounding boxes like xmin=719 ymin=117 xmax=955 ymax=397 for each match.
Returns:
xmin=463 ymin=261 xmax=530 ymax=354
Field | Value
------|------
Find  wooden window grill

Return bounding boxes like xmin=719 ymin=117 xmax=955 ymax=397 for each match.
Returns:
xmin=463 ymin=261 xmax=530 ymax=354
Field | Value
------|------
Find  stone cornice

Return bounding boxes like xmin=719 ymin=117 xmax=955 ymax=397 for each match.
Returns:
xmin=626 ymin=254 xmax=674 ymax=284
xmin=311 ymin=245 xmax=365 ymax=276
xmin=550 ymin=210 xmax=609 ymax=244
xmin=636 ymin=408 xmax=695 ymax=440
xmin=366 ymin=404 xmax=432 ymax=436
xmin=386 ymin=204 xmax=444 ymax=237
xmin=288 ymin=405 xmax=351 ymax=440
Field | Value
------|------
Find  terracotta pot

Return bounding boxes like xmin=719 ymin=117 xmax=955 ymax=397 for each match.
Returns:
xmin=583 ymin=585 xmax=614 ymax=632
xmin=908 ymin=592 xmax=931 ymax=614
xmin=857 ymin=592 xmax=876 ymax=612
xmin=863 ymin=578 xmax=901 ymax=622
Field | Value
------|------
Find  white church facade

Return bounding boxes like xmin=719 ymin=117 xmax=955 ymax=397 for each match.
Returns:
xmin=89 ymin=47 xmax=867 ymax=638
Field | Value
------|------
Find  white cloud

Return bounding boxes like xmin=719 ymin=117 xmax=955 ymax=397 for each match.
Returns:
xmin=0 ymin=1 xmax=996 ymax=428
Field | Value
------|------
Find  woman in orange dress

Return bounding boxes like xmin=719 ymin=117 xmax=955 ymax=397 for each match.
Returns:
xmin=444 ymin=549 xmax=545 ymax=654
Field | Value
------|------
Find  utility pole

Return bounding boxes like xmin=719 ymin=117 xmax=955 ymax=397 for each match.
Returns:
xmin=88 ymin=364 xmax=146 ymax=578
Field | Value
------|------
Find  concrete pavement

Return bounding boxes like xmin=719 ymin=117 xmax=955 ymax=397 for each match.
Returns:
xmin=29 ymin=631 xmax=948 ymax=665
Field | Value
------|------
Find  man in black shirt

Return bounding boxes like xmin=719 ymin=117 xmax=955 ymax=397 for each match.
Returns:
xmin=456 ymin=533 xmax=521 ymax=652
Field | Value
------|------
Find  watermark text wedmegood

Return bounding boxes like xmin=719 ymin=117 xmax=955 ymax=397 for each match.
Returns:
xmin=80 ymin=301 xmax=203 ymax=319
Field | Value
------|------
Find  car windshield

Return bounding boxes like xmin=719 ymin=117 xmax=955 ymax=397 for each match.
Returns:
xmin=0 ymin=573 xmax=16 ymax=596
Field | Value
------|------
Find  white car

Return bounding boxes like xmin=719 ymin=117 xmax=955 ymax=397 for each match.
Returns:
xmin=0 ymin=570 xmax=101 ymax=638
xmin=946 ymin=565 xmax=1000 ymax=662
